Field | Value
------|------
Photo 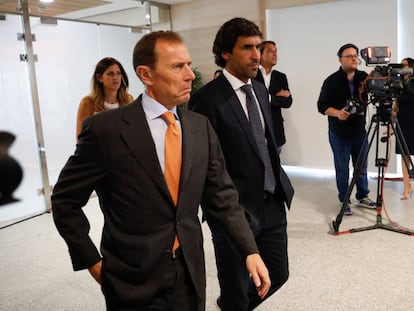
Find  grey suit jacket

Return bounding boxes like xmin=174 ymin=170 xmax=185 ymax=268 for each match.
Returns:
xmin=52 ymin=97 xmax=258 ymax=309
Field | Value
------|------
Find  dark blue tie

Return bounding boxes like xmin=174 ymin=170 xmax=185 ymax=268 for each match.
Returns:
xmin=241 ymin=84 xmax=276 ymax=193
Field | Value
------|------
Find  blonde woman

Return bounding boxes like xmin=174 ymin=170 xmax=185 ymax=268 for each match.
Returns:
xmin=76 ymin=57 xmax=133 ymax=138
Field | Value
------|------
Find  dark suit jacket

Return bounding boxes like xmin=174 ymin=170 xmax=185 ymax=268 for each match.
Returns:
xmin=189 ymin=75 xmax=294 ymax=228
xmin=52 ymin=98 xmax=258 ymax=309
xmin=255 ymin=70 xmax=293 ymax=147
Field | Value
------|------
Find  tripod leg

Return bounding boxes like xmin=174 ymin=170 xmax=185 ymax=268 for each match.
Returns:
xmin=332 ymin=115 xmax=377 ymax=232
xmin=333 ymin=105 xmax=414 ymax=236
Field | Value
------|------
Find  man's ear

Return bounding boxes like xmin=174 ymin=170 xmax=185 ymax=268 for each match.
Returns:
xmin=136 ymin=65 xmax=153 ymax=85
xmin=222 ymin=51 xmax=230 ymax=61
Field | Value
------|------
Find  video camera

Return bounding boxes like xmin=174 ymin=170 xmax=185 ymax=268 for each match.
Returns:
xmin=360 ymin=46 xmax=413 ymax=101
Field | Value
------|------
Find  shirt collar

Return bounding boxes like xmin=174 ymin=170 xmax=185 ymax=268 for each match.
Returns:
xmin=223 ymin=68 xmax=252 ymax=91
xmin=259 ymin=64 xmax=274 ymax=75
xmin=142 ymin=92 xmax=179 ymax=121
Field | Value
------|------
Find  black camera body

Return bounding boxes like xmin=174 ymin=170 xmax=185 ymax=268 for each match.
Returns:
xmin=365 ymin=64 xmax=407 ymax=99
xmin=344 ymin=99 xmax=362 ymax=114
xmin=360 ymin=47 xmax=413 ymax=101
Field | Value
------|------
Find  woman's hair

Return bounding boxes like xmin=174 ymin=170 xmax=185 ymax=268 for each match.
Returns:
xmin=90 ymin=57 xmax=131 ymax=111
xmin=402 ymin=58 xmax=414 ymax=93
xmin=213 ymin=17 xmax=263 ymax=68
xmin=402 ymin=57 xmax=414 ymax=69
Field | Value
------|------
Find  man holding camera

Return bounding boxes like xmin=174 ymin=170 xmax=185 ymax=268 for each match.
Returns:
xmin=317 ymin=43 xmax=376 ymax=215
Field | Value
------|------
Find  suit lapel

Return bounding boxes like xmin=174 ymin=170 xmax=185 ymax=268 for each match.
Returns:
xmin=255 ymin=70 xmax=265 ymax=84
xmin=270 ymin=70 xmax=278 ymax=90
xmin=217 ymin=76 xmax=262 ymax=159
xmin=118 ymin=99 xmax=170 ymax=197
xmin=252 ymin=80 xmax=277 ymax=149
xmin=178 ymin=108 xmax=195 ymax=193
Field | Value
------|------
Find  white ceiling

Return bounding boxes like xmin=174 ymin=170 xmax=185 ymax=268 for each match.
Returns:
xmin=0 ymin=0 xmax=193 ymax=27
xmin=52 ymin=0 xmax=192 ymax=20
xmin=0 ymin=0 xmax=334 ymax=27
xmin=155 ymin=0 xmax=192 ymax=3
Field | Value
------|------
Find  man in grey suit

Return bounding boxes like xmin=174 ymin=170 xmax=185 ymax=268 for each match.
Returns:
xmin=52 ymin=31 xmax=270 ymax=311
xmin=189 ymin=18 xmax=294 ymax=311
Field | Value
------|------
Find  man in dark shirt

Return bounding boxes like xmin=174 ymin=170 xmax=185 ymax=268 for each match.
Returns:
xmin=317 ymin=43 xmax=376 ymax=215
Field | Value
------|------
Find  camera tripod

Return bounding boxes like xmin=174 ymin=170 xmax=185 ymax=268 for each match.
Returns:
xmin=332 ymin=100 xmax=414 ymax=235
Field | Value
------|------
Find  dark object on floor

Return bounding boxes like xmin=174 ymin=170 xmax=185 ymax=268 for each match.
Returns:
xmin=0 ymin=131 xmax=23 ymax=205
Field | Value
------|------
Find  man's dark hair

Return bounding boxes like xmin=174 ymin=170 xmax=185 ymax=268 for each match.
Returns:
xmin=213 ymin=17 xmax=263 ymax=68
xmin=259 ymin=40 xmax=276 ymax=54
xmin=337 ymin=43 xmax=359 ymax=57
xmin=133 ymin=31 xmax=183 ymax=71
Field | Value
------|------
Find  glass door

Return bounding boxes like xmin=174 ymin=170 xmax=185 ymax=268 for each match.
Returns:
xmin=0 ymin=14 xmax=46 ymax=228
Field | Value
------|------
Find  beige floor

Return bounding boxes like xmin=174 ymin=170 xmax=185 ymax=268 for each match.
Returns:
xmin=1 ymin=167 xmax=414 ymax=310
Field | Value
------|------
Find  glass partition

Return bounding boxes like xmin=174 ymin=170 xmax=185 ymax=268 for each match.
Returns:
xmin=0 ymin=13 xmax=144 ymax=227
xmin=0 ymin=14 xmax=45 ymax=228
xmin=0 ymin=0 xmax=173 ymax=227
xmin=32 ymin=18 xmax=144 ymax=185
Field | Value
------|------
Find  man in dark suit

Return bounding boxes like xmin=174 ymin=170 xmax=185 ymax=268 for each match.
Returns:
xmin=254 ymin=40 xmax=293 ymax=154
xmin=52 ymin=31 xmax=270 ymax=311
xmin=189 ymin=18 xmax=294 ymax=311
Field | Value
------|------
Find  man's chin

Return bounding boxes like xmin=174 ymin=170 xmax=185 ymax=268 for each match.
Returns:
xmin=178 ymin=94 xmax=190 ymax=105
xmin=250 ymin=70 xmax=258 ymax=78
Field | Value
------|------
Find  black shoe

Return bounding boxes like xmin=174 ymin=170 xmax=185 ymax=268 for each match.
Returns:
xmin=339 ymin=201 xmax=352 ymax=216
xmin=216 ymin=296 xmax=222 ymax=309
xmin=344 ymin=207 xmax=353 ymax=216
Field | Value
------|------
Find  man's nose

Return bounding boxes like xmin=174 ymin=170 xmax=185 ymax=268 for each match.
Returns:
xmin=185 ymin=65 xmax=195 ymax=81
xmin=253 ymin=48 xmax=260 ymax=59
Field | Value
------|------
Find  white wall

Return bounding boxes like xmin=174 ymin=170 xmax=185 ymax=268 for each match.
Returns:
xmin=172 ymin=0 xmax=413 ymax=171
xmin=172 ymin=0 xmax=262 ymax=83
xmin=266 ymin=0 xmax=403 ymax=171
xmin=398 ymin=0 xmax=414 ymax=60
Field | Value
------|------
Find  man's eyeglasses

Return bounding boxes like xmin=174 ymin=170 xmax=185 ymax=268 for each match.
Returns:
xmin=341 ymin=54 xmax=358 ymax=59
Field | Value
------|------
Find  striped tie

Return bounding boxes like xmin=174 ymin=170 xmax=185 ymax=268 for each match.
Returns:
xmin=241 ymin=84 xmax=276 ymax=193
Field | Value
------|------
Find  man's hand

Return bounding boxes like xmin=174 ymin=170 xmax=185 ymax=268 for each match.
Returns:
xmin=88 ymin=260 xmax=102 ymax=285
xmin=275 ymin=89 xmax=290 ymax=97
xmin=246 ymin=253 xmax=271 ymax=299
xmin=337 ymin=108 xmax=350 ymax=120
